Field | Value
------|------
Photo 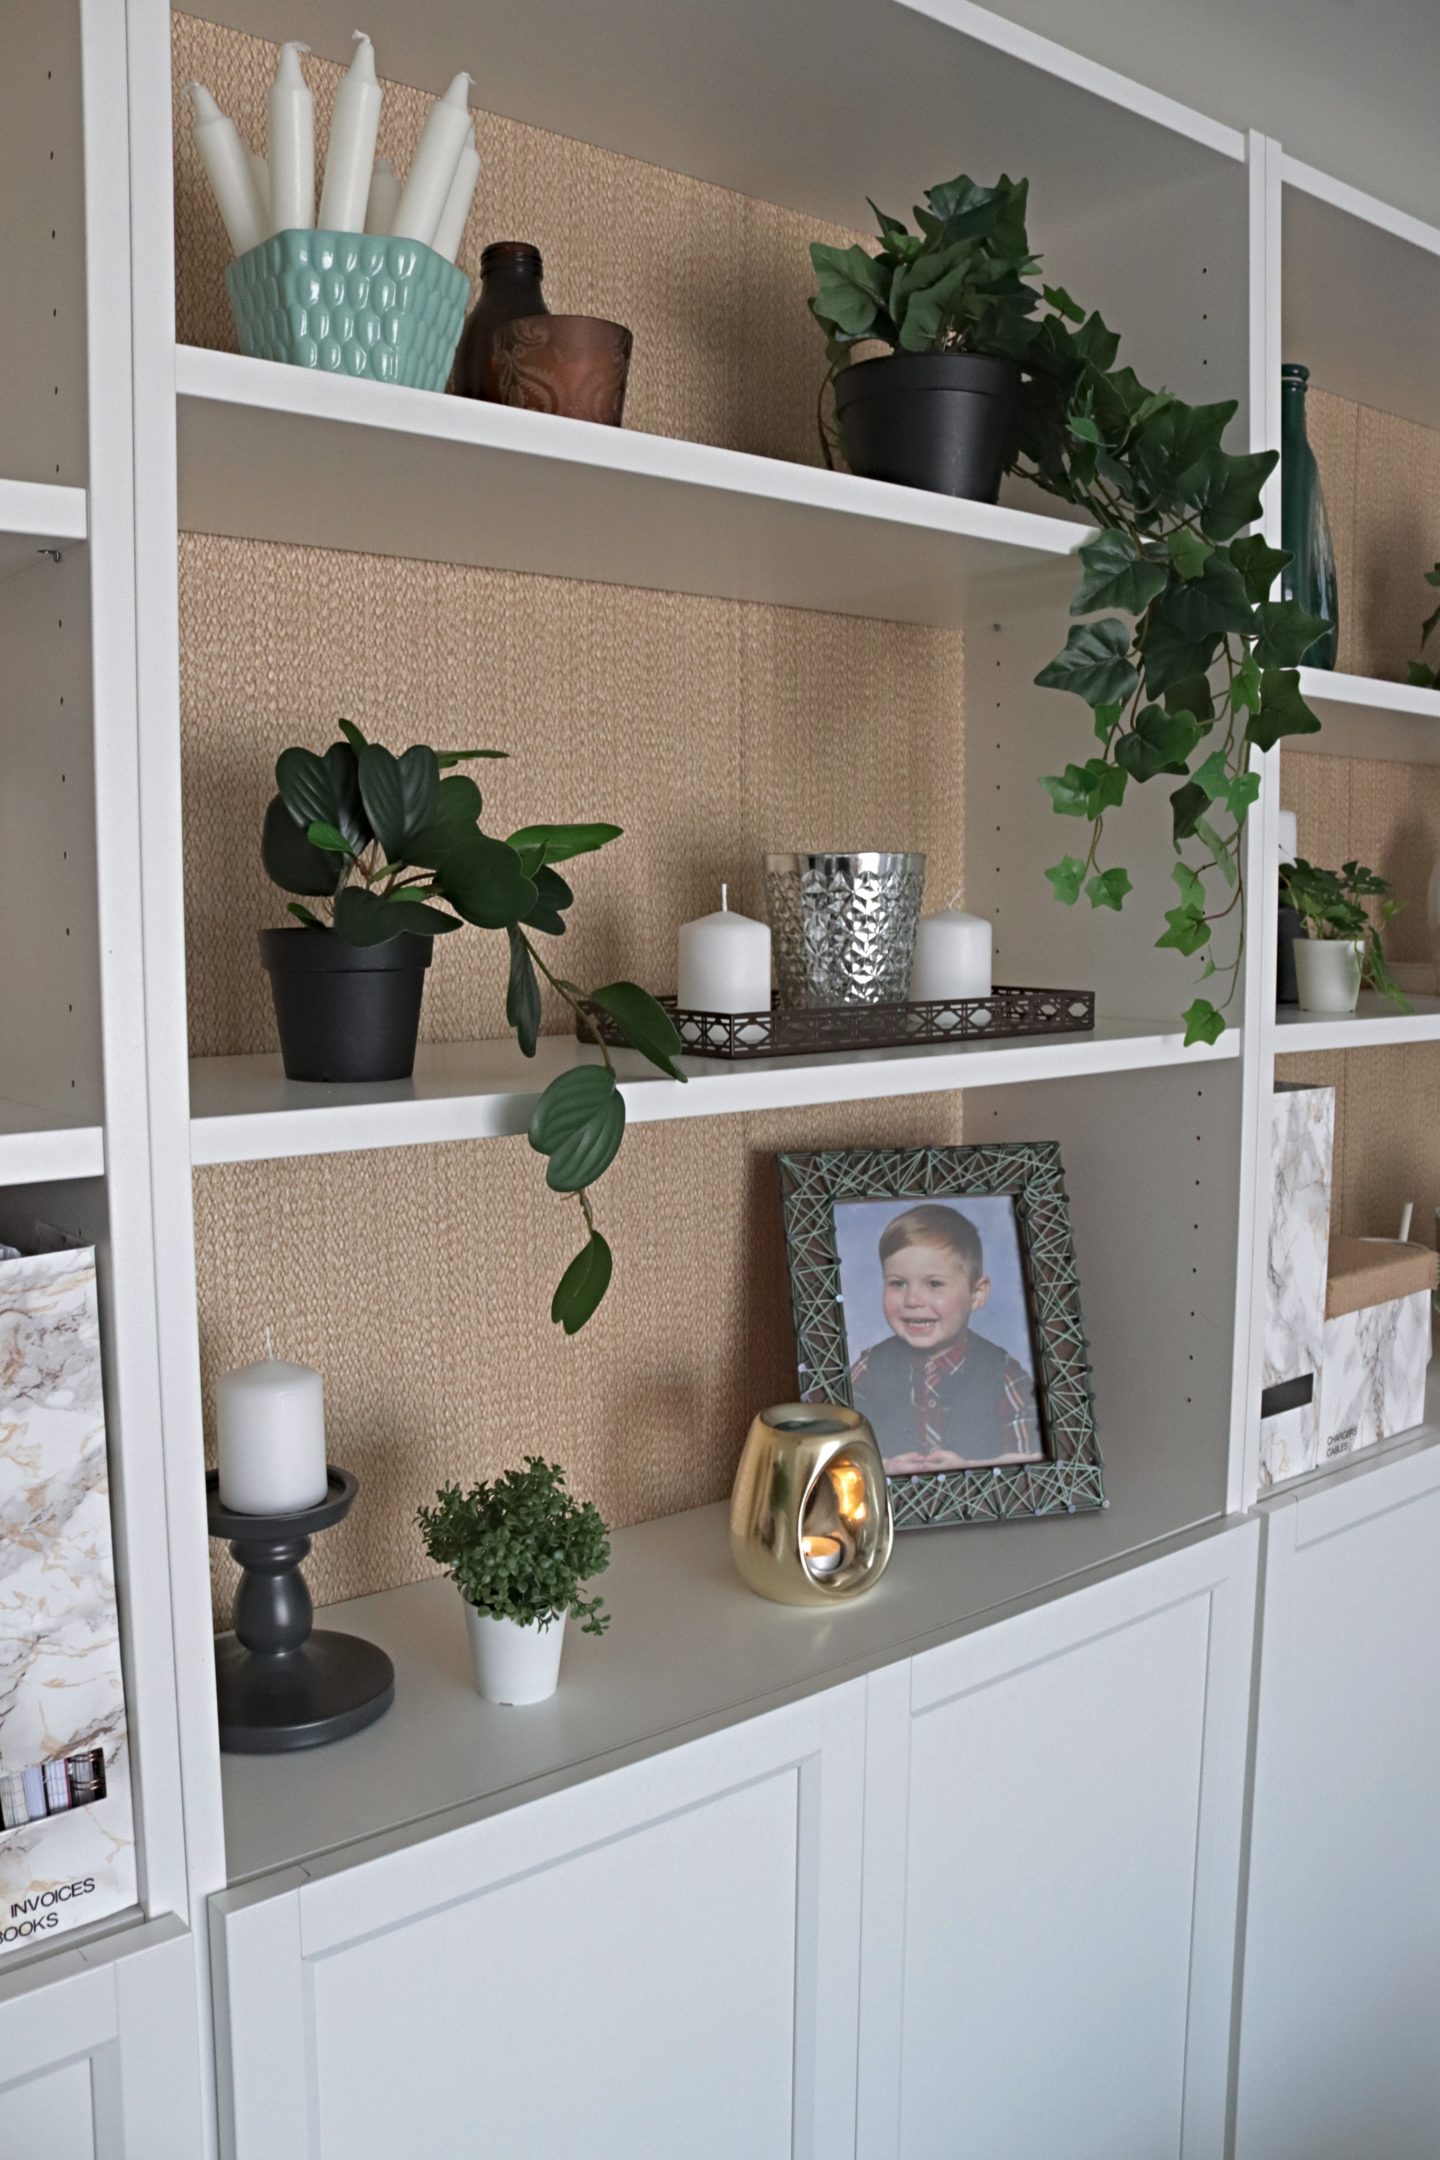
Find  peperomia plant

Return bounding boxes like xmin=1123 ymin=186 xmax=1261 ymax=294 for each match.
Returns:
xmin=811 ymin=175 xmax=1328 ymax=1044
xmin=416 ymin=1457 xmax=611 ymax=1635
xmin=1406 ymin=562 xmax=1440 ymax=687
xmin=262 ymin=721 xmax=686 ymax=1331
xmin=1279 ymin=858 xmax=1406 ymax=1006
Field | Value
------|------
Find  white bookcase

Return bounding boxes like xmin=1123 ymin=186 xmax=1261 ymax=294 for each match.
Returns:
xmin=3 ymin=2 xmax=1437 ymax=2152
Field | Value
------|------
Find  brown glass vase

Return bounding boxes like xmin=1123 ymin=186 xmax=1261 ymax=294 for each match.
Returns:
xmin=452 ymin=242 xmax=548 ymax=402
xmin=491 ymin=314 xmax=634 ymax=426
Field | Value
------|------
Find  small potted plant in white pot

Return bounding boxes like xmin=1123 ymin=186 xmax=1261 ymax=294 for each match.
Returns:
xmin=417 ymin=1458 xmax=611 ymax=1705
xmin=1279 ymin=857 xmax=1406 ymax=1015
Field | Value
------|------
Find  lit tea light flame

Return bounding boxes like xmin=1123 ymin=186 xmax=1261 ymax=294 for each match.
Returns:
xmin=828 ymin=1459 xmax=868 ymax=1525
xmin=802 ymin=1534 xmax=843 ymax=1577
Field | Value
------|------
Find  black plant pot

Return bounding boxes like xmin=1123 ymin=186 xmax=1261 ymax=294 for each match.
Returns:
xmin=833 ymin=351 xmax=1020 ymax=502
xmin=259 ymin=929 xmax=434 ymax=1083
xmin=1276 ymin=904 xmax=1307 ymax=1005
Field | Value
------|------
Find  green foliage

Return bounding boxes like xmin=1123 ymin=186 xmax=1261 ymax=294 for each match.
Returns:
xmin=1406 ymin=563 xmax=1440 ymax=688
xmin=262 ymin=724 xmax=686 ymax=1329
xmin=1278 ymin=857 xmax=1407 ymax=1008
xmin=810 ymin=179 xmax=1330 ymax=1040
xmin=416 ymin=1458 xmax=611 ymax=1634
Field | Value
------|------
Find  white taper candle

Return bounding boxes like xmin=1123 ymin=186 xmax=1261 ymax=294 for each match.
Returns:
xmin=190 ymin=84 xmax=267 ymax=258
xmin=391 ymin=71 xmax=472 ymax=247
xmin=248 ymin=146 xmax=270 ymax=223
xmin=267 ymin=41 xmax=315 ymax=235
xmin=430 ymin=126 xmax=480 ymax=263
xmin=318 ymin=30 xmax=382 ymax=233
xmin=364 ymin=155 xmax=402 ymax=235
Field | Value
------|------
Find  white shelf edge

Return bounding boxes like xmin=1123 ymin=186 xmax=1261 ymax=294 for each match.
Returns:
xmin=1272 ymin=994 xmax=1440 ymax=1055
xmin=0 ymin=1105 xmax=105 ymax=1185
xmin=1281 ymin=152 xmax=1440 ymax=262
xmin=0 ymin=476 xmax=87 ymax=546
xmin=189 ymin=1022 xmax=1239 ymax=1170
xmin=1298 ymin=667 xmax=1440 ymax=723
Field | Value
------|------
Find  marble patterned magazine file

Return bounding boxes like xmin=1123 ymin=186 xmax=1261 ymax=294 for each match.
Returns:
xmin=0 ymin=1247 xmax=136 ymax=1954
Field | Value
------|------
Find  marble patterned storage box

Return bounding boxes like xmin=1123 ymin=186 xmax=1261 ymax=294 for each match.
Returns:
xmin=1317 ymin=1238 xmax=1435 ymax=1469
xmin=0 ymin=1248 xmax=136 ymax=1954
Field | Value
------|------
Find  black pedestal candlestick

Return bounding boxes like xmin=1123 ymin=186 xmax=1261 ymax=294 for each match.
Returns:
xmin=206 ymin=1467 xmax=395 ymax=1754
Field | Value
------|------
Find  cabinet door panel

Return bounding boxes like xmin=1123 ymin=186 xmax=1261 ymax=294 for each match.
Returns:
xmin=858 ymin=1524 xmax=1259 ymax=2160
xmin=0 ymin=2059 xmax=97 ymax=2159
xmin=214 ymin=1684 xmax=865 ymax=2160
xmin=1235 ymin=1447 xmax=1440 ymax=2160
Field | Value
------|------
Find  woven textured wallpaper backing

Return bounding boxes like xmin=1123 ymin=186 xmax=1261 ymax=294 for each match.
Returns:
xmin=175 ymin=20 xmax=967 ymax=1616
xmin=1276 ymin=387 xmax=1440 ymax=1250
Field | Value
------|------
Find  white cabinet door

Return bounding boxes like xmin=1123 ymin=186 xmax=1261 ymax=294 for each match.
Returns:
xmin=1235 ymin=1443 xmax=1440 ymax=2160
xmin=0 ymin=1915 xmax=205 ymax=2158
xmin=212 ymin=1682 xmax=864 ymax=2160
xmin=857 ymin=1522 xmax=1259 ymax=2160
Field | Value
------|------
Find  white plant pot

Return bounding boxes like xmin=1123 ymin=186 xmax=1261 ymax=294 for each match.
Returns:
xmin=1293 ymin=936 xmax=1364 ymax=1014
xmin=463 ymin=1602 xmax=567 ymax=1705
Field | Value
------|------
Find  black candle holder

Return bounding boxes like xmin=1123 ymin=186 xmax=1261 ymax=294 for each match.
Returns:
xmin=206 ymin=1466 xmax=395 ymax=1754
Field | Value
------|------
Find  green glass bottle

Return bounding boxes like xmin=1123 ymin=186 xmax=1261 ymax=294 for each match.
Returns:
xmin=1280 ymin=362 xmax=1339 ymax=670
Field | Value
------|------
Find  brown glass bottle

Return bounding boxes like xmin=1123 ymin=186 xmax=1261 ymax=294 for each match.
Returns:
xmin=453 ymin=242 xmax=548 ymax=401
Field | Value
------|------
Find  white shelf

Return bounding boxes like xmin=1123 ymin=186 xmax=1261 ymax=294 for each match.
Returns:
xmin=0 ymin=477 xmax=86 ymax=577
xmin=188 ymin=1020 xmax=1239 ymax=1168
xmin=181 ymin=0 xmax=1242 ymax=241
xmin=0 ymin=1097 xmax=103 ymax=1184
xmin=175 ymin=348 xmax=1088 ymax=626
xmin=1287 ymin=668 xmax=1440 ymax=764
xmin=221 ymin=1491 xmax=1232 ymax=1887
xmin=1274 ymin=992 xmax=1440 ymax=1055
xmin=1283 ymin=157 xmax=1440 ymax=434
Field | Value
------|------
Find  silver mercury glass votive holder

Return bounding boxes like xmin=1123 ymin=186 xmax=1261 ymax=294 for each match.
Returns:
xmin=764 ymin=851 xmax=927 ymax=1008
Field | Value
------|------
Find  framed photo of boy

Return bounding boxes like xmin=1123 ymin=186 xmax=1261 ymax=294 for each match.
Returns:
xmin=779 ymin=1144 xmax=1103 ymax=1531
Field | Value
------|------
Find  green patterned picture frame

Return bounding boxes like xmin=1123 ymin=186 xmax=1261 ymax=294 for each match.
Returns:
xmin=778 ymin=1143 xmax=1104 ymax=1531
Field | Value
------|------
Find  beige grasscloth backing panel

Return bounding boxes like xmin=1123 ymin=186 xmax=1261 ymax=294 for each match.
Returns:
xmin=175 ymin=18 xmax=967 ymax=1616
xmin=1276 ymin=389 xmax=1440 ymax=1247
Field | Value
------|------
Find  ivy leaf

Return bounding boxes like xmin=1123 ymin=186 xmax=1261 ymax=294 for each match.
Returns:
xmin=1156 ymin=903 xmax=1211 ymax=956
xmin=589 ymin=981 xmax=686 ymax=1081
xmin=1165 ymin=528 xmax=1212 ymax=580
xmin=1093 ymin=698 xmax=1123 ymax=742
xmin=261 ymin=795 xmax=344 ymax=896
xmin=1172 ymin=861 xmax=1206 ymax=911
xmin=1162 ymin=671 xmax=1215 ymax=723
xmin=1045 ymin=856 xmax=1086 ymax=905
xmin=1253 ymin=599 xmax=1329 ymax=670
xmin=505 ymin=926 xmax=542 ymax=1057
xmin=1171 ymin=780 xmax=1208 ymax=844
xmin=1043 ymin=283 xmax=1086 ymax=324
xmin=1087 ymin=867 xmax=1132 ymax=911
xmin=1068 ymin=412 xmax=1103 ymax=446
xmin=1232 ymin=654 xmax=1262 ymax=713
xmin=809 ymin=242 xmax=892 ymax=340
xmin=1036 ymin=618 xmax=1140 ymax=709
xmin=506 ymin=822 xmax=623 ymax=864
xmin=1070 ymin=530 xmax=1168 ymax=617
xmin=1193 ymin=750 xmax=1231 ymax=802
xmin=1406 ymin=661 xmax=1440 ymax=689
xmin=1229 ymin=534 xmax=1291 ymax=603
xmin=529 ymin=1065 xmax=626 ymax=1192
xmin=1182 ymin=998 xmax=1226 ymax=1048
xmin=551 ymin=1231 xmax=614 ymax=1334
xmin=1245 ymin=668 xmax=1322 ymax=754
xmin=1227 ymin=771 xmax=1261 ymax=821
xmin=1160 ymin=556 xmax=1252 ymax=640
xmin=1197 ymin=816 xmax=1239 ymax=886
xmin=1043 ymin=759 xmax=1127 ymax=819
xmin=1115 ymin=704 xmax=1203 ymax=782
xmin=1192 ymin=444 xmax=1277 ymax=541
xmin=1140 ymin=611 xmax=1217 ymax=700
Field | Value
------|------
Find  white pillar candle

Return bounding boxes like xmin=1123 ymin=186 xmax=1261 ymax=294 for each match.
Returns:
xmin=430 ymin=126 xmax=480 ymax=264
xmin=248 ymin=146 xmax=270 ymax=225
xmin=364 ymin=155 xmax=402 ymax=235
xmin=189 ymin=84 xmax=267 ymax=258
xmin=1277 ymin=809 xmax=1298 ymax=869
xmin=909 ymin=907 xmax=993 ymax=1002
xmin=318 ymin=30 xmax=382 ymax=234
xmin=217 ymin=1333 xmax=328 ymax=1515
xmin=391 ymin=71 xmax=472 ymax=248
xmin=677 ymin=884 xmax=771 ymax=1013
xmin=267 ymin=41 xmax=315 ymax=236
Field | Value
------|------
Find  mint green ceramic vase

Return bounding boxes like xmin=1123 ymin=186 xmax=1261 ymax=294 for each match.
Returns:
xmin=225 ymin=229 xmax=469 ymax=391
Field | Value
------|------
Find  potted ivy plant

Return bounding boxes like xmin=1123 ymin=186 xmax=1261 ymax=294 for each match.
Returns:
xmin=809 ymin=174 xmax=1035 ymax=500
xmin=811 ymin=174 xmax=1328 ymax=1047
xmin=416 ymin=1458 xmax=611 ymax=1705
xmin=1279 ymin=858 xmax=1405 ymax=1015
xmin=262 ymin=718 xmax=686 ymax=1331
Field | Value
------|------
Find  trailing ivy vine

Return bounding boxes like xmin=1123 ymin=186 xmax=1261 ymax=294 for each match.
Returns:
xmin=811 ymin=175 xmax=1326 ymax=1044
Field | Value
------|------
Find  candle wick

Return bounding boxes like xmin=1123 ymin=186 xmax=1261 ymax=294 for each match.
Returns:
xmin=264 ymin=1325 xmax=275 ymax=1361
xmin=945 ymin=883 xmax=964 ymax=910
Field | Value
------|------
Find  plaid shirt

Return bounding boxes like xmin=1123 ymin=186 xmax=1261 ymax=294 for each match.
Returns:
xmin=851 ymin=1328 xmax=1040 ymax=1465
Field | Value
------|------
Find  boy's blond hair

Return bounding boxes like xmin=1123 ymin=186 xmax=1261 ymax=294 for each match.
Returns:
xmin=878 ymin=1203 xmax=984 ymax=1285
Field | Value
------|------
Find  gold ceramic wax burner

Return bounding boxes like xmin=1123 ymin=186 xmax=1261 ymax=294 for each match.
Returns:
xmin=730 ymin=1402 xmax=893 ymax=1607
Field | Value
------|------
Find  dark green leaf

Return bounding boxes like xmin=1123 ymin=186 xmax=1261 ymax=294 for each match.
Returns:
xmin=1171 ymin=780 xmax=1208 ymax=844
xmin=1253 ymin=599 xmax=1329 ymax=670
xmin=286 ymin=902 xmax=326 ymax=928
xmin=1036 ymin=617 xmax=1140 ymax=710
xmin=1407 ymin=661 xmax=1440 ymax=689
xmin=1068 ymin=413 xmax=1102 ymax=446
xmin=1228 ymin=534 xmax=1290 ymax=603
xmin=1114 ymin=704 xmax=1203 ymax=782
xmin=1232 ymin=655 xmax=1262 ymax=712
xmin=275 ymin=746 xmax=338 ymax=832
xmin=1193 ymin=750 xmax=1230 ymax=802
xmin=434 ymin=831 xmax=538 ymax=930
xmin=505 ymin=822 xmax=623 ymax=865
xmin=1165 ymin=528 xmax=1212 ymax=580
xmin=1159 ymin=556 xmax=1252 ymax=641
xmin=1087 ymin=867 xmax=1132 ymax=911
xmin=1245 ymin=668 xmax=1322 ymax=754
xmin=1045 ymin=856 xmax=1086 ymax=905
xmin=397 ymin=745 xmax=440 ymax=842
xmin=387 ymin=889 xmax=462 ymax=929
xmin=436 ymin=748 xmax=508 ymax=767
xmin=590 ymin=981 xmax=686 ymax=1081
xmin=261 ymin=794 xmax=344 ymax=896
xmin=323 ymin=742 xmax=370 ymax=852
xmin=551 ymin=1231 xmax=614 ymax=1334
xmin=357 ymin=743 xmax=406 ymax=861
xmin=522 ymin=864 xmax=575 ymax=937
xmin=406 ymin=778 xmax=487 ymax=869
xmin=1182 ymin=998 xmax=1226 ymax=1048
xmin=1043 ymin=283 xmax=1085 ymax=323
xmin=333 ymin=885 xmax=448 ymax=945
xmin=1140 ymin=610 xmax=1217 ymax=700
xmin=1070 ymin=530 xmax=1168 ymax=617
xmin=809 ymin=242 xmax=892 ymax=340
xmin=528 ymin=1065 xmax=626 ymax=1191
xmin=337 ymin=718 xmax=368 ymax=755
xmin=1193 ymin=444 xmax=1276 ymax=541
xmin=505 ymin=926 xmax=542 ymax=1057
xmin=1043 ymin=759 xmax=1126 ymax=819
